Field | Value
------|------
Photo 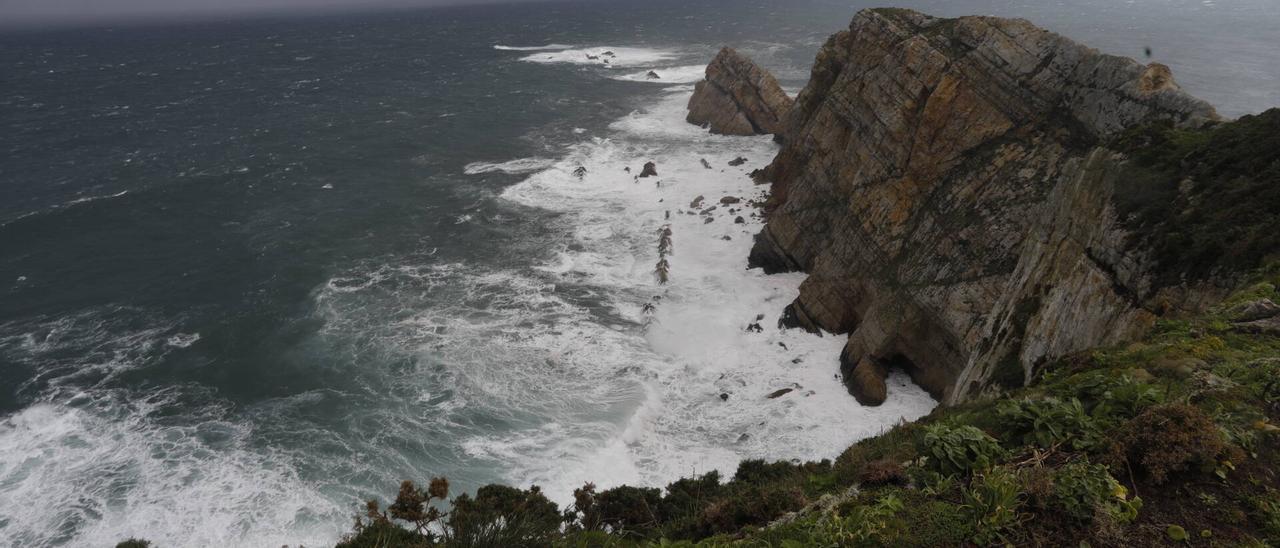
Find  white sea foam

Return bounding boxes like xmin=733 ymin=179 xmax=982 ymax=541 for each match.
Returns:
xmin=519 ymin=46 xmax=679 ymax=68
xmin=0 ymin=311 xmax=349 ymax=547
xmin=488 ymin=87 xmax=936 ymax=503
xmin=0 ymin=399 xmax=346 ymax=547
xmin=608 ymin=65 xmax=707 ymax=84
xmin=63 ymin=190 xmax=129 ymax=207
xmin=463 ymin=157 xmax=558 ymax=175
xmin=493 ymin=44 xmax=573 ymax=51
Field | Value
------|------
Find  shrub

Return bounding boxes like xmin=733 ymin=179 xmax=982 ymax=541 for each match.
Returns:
xmin=858 ymin=458 xmax=906 ymax=486
xmin=919 ymin=424 xmax=1005 ymax=476
xmin=1051 ymin=462 xmax=1142 ymax=524
xmin=1108 ymin=403 xmax=1227 ymax=484
xmin=446 ymin=484 xmax=562 ymax=547
xmin=388 ymin=478 xmax=449 ymax=537
xmin=594 ymin=485 xmax=662 ymax=536
xmin=336 ymin=517 xmax=426 ymax=548
xmin=700 ymin=484 xmax=807 ymax=535
xmin=733 ymin=459 xmax=803 ymax=485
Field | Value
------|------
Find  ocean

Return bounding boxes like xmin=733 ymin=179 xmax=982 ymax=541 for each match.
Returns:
xmin=1 ymin=0 xmax=1276 ymax=545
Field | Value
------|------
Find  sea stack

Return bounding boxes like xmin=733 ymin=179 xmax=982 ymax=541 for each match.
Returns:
xmin=686 ymin=47 xmax=794 ymax=135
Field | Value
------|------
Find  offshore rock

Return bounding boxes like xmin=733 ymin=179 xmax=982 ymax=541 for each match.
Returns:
xmin=639 ymin=161 xmax=658 ymax=178
xmin=748 ymin=8 xmax=1220 ymax=405
xmin=687 ymin=48 xmax=794 ymax=135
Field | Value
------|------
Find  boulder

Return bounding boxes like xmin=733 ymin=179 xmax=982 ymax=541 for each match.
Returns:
xmin=845 ymin=357 xmax=888 ymax=406
xmin=638 ymin=162 xmax=658 ymax=178
xmin=687 ymin=48 xmax=794 ymax=135
xmin=1231 ymin=299 xmax=1280 ymax=322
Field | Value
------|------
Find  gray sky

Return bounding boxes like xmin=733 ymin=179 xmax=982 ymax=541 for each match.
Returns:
xmin=0 ymin=0 xmax=544 ymax=28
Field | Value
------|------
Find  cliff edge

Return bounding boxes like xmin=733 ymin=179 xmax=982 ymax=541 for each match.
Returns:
xmin=745 ymin=8 xmax=1228 ymax=404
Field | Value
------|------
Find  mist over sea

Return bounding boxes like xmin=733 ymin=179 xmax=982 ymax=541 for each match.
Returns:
xmin=1 ymin=0 xmax=1276 ymax=545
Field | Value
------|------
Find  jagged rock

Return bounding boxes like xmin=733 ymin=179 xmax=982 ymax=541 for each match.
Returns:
xmin=687 ymin=48 xmax=794 ymax=135
xmin=748 ymin=8 xmax=1221 ymax=405
xmin=689 ymin=195 xmax=705 ymax=209
xmin=639 ymin=162 xmax=658 ymax=178
xmin=1231 ymin=299 xmax=1280 ymax=322
xmin=720 ymin=196 xmax=742 ymax=204
xmin=646 ymin=70 xmax=661 ymax=79
xmin=573 ymin=166 xmax=587 ymax=178
xmin=728 ymin=157 xmax=748 ymax=166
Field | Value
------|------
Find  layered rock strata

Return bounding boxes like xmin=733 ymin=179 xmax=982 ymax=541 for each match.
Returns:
xmin=687 ymin=47 xmax=794 ymax=135
xmin=745 ymin=8 xmax=1220 ymax=404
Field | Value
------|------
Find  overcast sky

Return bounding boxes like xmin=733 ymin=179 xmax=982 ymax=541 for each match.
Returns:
xmin=0 ymin=0 xmax=551 ymax=28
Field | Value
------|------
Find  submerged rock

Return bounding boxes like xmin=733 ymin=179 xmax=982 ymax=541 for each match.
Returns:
xmin=766 ymin=388 xmax=794 ymax=399
xmin=687 ymin=48 xmax=794 ymax=135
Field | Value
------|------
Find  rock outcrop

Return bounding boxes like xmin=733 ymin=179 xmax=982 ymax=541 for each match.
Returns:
xmin=687 ymin=48 xmax=794 ymax=136
xmin=746 ymin=8 xmax=1223 ymax=404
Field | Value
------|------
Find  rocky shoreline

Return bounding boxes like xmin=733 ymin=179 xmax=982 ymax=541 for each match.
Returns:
xmin=687 ymin=8 xmax=1250 ymax=409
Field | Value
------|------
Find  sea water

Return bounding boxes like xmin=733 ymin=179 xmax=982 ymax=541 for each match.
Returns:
xmin=1 ymin=0 xmax=1277 ymax=545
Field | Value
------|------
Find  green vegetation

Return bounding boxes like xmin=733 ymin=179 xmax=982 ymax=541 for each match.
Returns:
xmin=120 ymin=110 xmax=1280 ymax=548
xmin=1113 ymin=108 xmax=1280 ymax=285
xmin=316 ymin=265 xmax=1280 ymax=547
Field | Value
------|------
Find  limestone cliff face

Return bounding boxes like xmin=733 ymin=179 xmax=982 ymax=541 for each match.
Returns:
xmin=687 ymin=47 xmax=794 ymax=135
xmin=746 ymin=8 xmax=1221 ymax=405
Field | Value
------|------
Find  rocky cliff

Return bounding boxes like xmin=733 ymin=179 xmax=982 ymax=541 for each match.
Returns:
xmin=687 ymin=47 xmax=794 ymax=135
xmin=744 ymin=8 xmax=1229 ymax=405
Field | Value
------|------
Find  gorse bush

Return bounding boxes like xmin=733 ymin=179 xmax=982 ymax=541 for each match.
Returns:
xmin=446 ymin=484 xmax=561 ymax=546
xmin=918 ymin=424 xmax=1005 ymax=476
xmin=1108 ymin=403 xmax=1227 ymax=484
